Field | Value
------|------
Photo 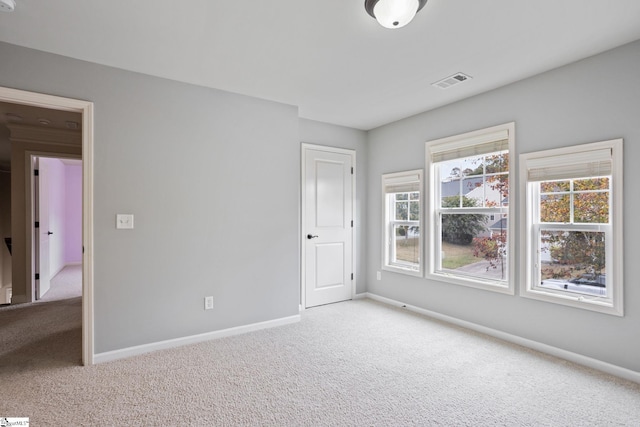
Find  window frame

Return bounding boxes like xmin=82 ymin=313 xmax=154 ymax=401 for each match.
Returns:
xmin=425 ymin=122 xmax=515 ymax=294
xmin=520 ymin=139 xmax=624 ymax=316
xmin=381 ymin=169 xmax=423 ymax=276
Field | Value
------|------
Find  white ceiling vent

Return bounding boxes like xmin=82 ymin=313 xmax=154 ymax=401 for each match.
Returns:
xmin=432 ymin=72 xmax=472 ymax=90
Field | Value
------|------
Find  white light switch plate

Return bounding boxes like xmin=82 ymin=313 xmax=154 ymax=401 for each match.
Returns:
xmin=116 ymin=214 xmax=134 ymax=229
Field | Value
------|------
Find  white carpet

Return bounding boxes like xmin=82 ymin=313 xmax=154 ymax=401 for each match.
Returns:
xmin=40 ymin=264 xmax=82 ymax=302
xmin=1 ymin=298 xmax=639 ymax=426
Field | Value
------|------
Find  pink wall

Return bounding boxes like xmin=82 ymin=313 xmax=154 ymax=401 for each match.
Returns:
xmin=64 ymin=164 xmax=82 ymax=264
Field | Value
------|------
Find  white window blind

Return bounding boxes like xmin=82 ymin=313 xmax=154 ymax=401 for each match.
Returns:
xmin=429 ymin=129 xmax=509 ymax=163
xmin=383 ymin=172 xmax=421 ymax=193
xmin=526 ymin=148 xmax=612 ymax=182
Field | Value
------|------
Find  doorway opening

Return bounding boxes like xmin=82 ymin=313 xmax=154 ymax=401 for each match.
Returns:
xmin=32 ymin=156 xmax=83 ymax=302
xmin=0 ymin=86 xmax=94 ymax=365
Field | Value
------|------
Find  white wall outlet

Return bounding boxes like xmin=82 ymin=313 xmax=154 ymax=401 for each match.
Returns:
xmin=204 ymin=296 xmax=214 ymax=310
xmin=116 ymin=214 xmax=134 ymax=229
xmin=377 ymin=271 xmax=382 ymax=280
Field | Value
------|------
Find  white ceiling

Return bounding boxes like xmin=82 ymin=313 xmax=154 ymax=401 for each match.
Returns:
xmin=1 ymin=0 xmax=640 ymax=130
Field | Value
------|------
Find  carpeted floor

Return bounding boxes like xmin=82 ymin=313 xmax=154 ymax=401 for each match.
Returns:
xmin=1 ymin=297 xmax=639 ymax=426
xmin=40 ymin=264 xmax=82 ymax=302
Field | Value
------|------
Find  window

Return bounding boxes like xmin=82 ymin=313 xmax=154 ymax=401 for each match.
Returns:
xmin=426 ymin=123 xmax=515 ymax=293
xmin=520 ymin=139 xmax=623 ymax=316
xmin=382 ymin=170 xmax=423 ymax=276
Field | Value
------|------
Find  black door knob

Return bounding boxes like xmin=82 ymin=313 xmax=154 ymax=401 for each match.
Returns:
xmin=47 ymin=231 xmax=54 ymax=235
xmin=307 ymin=234 xmax=318 ymax=239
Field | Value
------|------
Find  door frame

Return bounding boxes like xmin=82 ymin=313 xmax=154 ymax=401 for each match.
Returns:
xmin=300 ymin=143 xmax=356 ymax=310
xmin=0 ymin=86 xmax=95 ymax=366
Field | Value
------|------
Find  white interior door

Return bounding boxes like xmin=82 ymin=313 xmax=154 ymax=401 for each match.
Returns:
xmin=303 ymin=146 xmax=354 ymax=308
xmin=36 ymin=158 xmax=51 ymax=299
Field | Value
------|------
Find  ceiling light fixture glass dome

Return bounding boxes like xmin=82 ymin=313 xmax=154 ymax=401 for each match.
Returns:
xmin=365 ymin=0 xmax=428 ymax=29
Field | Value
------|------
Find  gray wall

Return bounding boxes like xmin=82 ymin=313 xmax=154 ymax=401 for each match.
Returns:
xmin=366 ymin=40 xmax=640 ymax=372
xmin=299 ymin=119 xmax=368 ymax=294
xmin=2 ymin=37 xmax=639 ymax=374
xmin=0 ymin=42 xmax=300 ymax=353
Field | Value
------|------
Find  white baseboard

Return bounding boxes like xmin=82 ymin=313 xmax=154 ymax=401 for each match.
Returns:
xmin=353 ymin=292 xmax=367 ymax=300
xmin=365 ymin=292 xmax=640 ymax=384
xmin=94 ymin=314 xmax=301 ymax=364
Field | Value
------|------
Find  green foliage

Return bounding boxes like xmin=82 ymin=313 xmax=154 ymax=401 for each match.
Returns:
xmin=441 ymin=196 xmax=486 ymax=244
xmin=544 ymin=231 xmax=606 ymax=277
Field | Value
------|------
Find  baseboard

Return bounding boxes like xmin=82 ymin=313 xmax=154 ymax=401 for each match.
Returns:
xmin=47 ymin=264 xmax=64 ymax=281
xmin=365 ymin=292 xmax=640 ymax=384
xmin=353 ymin=292 xmax=368 ymax=300
xmin=10 ymin=294 xmax=27 ymax=304
xmin=94 ymin=314 xmax=301 ymax=364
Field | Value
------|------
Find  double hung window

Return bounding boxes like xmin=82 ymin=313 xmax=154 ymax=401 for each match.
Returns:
xmin=426 ymin=123 xmax=514 ymax=293
xmin=521 ymin=139 xmax=623 ymax=315
xmin=382 ymin=170 xmax=423 ymax=275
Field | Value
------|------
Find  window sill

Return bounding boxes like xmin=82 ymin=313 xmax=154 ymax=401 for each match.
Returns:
xmin=382 ymin=265 xmax=422 ymax=278
xmin=522 ymin=288 xmax=622 ymax=316
xmin=428 ymin=271 xmax=514 ymax=295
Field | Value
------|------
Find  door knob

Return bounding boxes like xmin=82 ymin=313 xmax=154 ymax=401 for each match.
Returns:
xmin=47 ymin=231 xmax=54 ymax=235
xmin=307 ymin=234 xmax=318 ymax=239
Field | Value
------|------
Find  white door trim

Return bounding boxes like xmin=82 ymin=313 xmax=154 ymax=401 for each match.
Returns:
xmin=0 ymin=86 xmax=95 ymax=366
xmin=301 ymin=143 xmax=356 ymax=310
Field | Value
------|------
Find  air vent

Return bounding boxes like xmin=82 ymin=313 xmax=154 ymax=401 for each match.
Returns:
xmin=432 ymin=72 xmax=472 ymax=90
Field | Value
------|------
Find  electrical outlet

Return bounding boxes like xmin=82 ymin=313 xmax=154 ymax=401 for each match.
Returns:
xmin=204 ymin=296 xmax=214 ymax=310
xmin=377 ymin=271 xmax=382 ymax=280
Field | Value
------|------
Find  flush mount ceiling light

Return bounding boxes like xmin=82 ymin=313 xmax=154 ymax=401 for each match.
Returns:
xmin=0 ymin=0 xmax=16 ymax=13
xmin=365 ymin=0 xmax=428 ymax=29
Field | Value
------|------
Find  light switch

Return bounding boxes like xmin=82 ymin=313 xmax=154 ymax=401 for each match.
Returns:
xmin=116 ymin=214 xmax=134 ymax=229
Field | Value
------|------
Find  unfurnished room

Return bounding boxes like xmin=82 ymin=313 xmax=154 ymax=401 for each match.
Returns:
xmin=1 ymin=1 xmax=640 ymax=425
